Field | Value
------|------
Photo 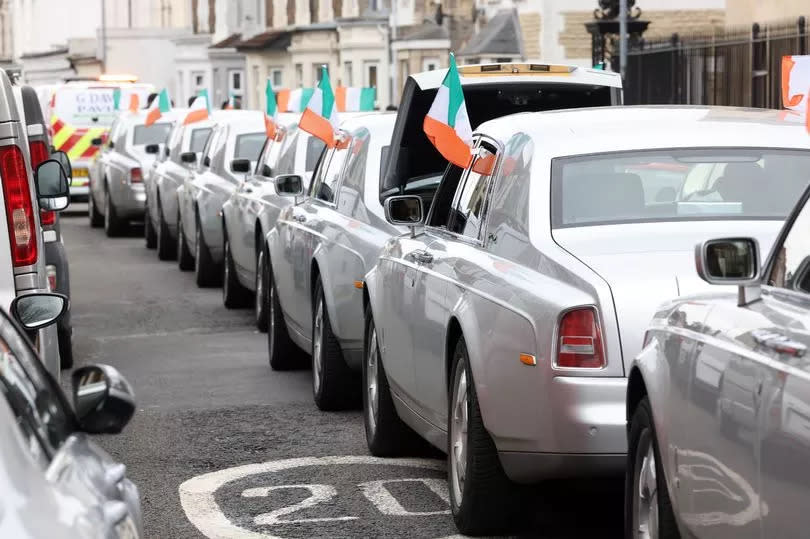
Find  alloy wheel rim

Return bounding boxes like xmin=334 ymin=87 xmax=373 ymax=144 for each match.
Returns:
xmin=312 ymin=299 xmax=324 ymax=393
xmin=634 ymin=429 xmax=658 ymax=539
xmin=256 ymin=250 xmax=265 ymax=317
xmin=449 ymin=366 xmax=468 ymax=505
xmin=366 ymin=326 xmax=379 ymax=433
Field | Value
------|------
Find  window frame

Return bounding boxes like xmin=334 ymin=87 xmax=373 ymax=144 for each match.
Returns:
xmin=309 ymin=139 xmax=351 ymax=207
xmin=764 ymin=181 xmax=810 ymax=299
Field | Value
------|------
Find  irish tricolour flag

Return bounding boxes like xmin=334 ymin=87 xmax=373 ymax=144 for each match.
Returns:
xmin=299 ymin=67 xmax=339 ymax=147
xmin=782 ymin=55 xmax=810 ymax=133
xmin=145 ymin=89 xmax=171 ymax=126
xmin=265 ymin=80 xmax=279 ymax=140
xmin=184 ymin=90 xmax=210 ymax=125
xmin=277 ymin=88 xmax=314 ymax=113
xmin=423 ymin=53 xmax=473 ymax=168
xmin=335 ymin=87 xmax=375 ymax=112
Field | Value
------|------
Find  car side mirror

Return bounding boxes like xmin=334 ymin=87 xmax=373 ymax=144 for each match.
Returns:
xmin=261 ymin=164 xmax=272 ymax=178
xmin=35 ymin=159 xmax=70 ymax=211
xmin=91 ymin=137 xmax=104 ymax=147
xmin=695 ymin=237 xmax=761 ymax=306
xmin=145 ymin=143 xmax=159 ymax=155
xmin=50 ymin=150 xmax=72 ymax=179
xmin=384 ymin=195 xmax=424 ymax=234
xmin=203 ymin=155 xmax=211 ymax=167
xmin=274 ymin=174 xmax=304 ymax=196
xmin=71 ymin=364 xmax=135 ymax=434
xmin=180 ymin=151 xmax=196 ymax=164
xmin=10 ymin=292 xmax=68 ymax=330
xmin=231 ymin=158 xmax=251 ymax=173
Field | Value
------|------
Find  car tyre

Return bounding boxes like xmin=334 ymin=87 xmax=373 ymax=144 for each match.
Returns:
xmin=144 ymin=206 xmax=157 ymax=249
xmin=177 ymin=214 xmax=194 ymax=271
xmin=157 ymin=199 xmax=177 ymax=260
xmin=267 ymin=263 xmax=303 ymax=370
xmin=104 ymin=189 xmax=126 ymax=237
xmin=626 ymin=396 xmax=680 ymax=539
xmin=194 ymin=218 xmax=221 ymax=287
xmin=255 ymin=243 xmax=269 ymax=332
xmin=448 ymin=337 xmax=520 ymax=535
xmin=88 ymin=190 xmax=103 ymax=228
xmin=57 ymin=325 xmax=73 ymax=370
xmin=312 ymin=277 xmax=358 ymax=411
xmin=223 ymin=232 xmax=251 ymax=308
xmin=363 ymin=305 xmax=420 ymax=456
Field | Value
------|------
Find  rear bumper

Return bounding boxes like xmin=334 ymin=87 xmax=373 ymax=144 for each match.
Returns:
xmin=112 ymin=184 xmax=146 ymax=218
xmin=499 ymin=452 xmax=625 ymax=483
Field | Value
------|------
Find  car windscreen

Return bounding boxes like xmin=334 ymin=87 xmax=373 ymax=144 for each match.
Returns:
xmin=190 ymin=127 xmax=212 ymax=153
xmin=133 ymin=123 xmax=172 ymax=146
xmin=551 ymin=148 xmax=810 ymax=228
xmin=234 ymin=133 xmax=266 ymax=160
xmin=305 ymin=136 xmax=327 ymax=172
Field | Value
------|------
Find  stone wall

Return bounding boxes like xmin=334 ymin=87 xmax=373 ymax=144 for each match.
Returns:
xmin=519 ymin=11 xmax=541 ymax=60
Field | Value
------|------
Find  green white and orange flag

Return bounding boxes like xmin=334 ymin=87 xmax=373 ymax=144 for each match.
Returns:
xmin=299 ymin=67 xmax=339 ymax=147
xmin=145 ymin=89 xmax=171 ymax=126
xmin=184 ymin=89 xmax=210 ymax=125
xmin=423 ymin=53 xmax=473 ymax=168
xmin=335 ymin=86 xmax=376 ymax=112
xmin=782 ymin=55 xmax=810 ymax=134
xmin=265 ymin=80 xmax=279 ymax=139
xmin=128 ymin=93 xmax=140 ymax=114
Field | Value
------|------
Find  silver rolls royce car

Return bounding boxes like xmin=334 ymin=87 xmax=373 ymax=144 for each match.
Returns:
xmin=177 ymin=110 xmax=265 ymax=287
xmin=627 ymin=163 xmax=810 ymax=537
xmin=88 ymin=109 xmax=181 ymax=237
xmin=363 ymin=106 xmax=810 ymax=534
xmin=264 ymin=113 xmax=413 ymax=410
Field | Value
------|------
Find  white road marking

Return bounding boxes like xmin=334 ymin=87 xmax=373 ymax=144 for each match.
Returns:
xmin=242 ymin=484 xmax=358 ymax=525
xmin=179 ymin=455 xmax=445 ymax=539
xmin=359 ymin=478 xmax=450 ymax=516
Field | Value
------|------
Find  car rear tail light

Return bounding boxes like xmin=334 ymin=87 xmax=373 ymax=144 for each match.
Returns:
xmin=46 ymin=264 xmax=56 ymax=290
xmin=29 ymin=140 xmax=49 ymax=169
xmin=40 ymin=209 xmax=55 ymax=226
xmin=0 ymin=145 xmax=37 ymax=267
xmin=130 ymin=167 xmax=143 ymax=183
xmin=557 ymin=307 xmax=605 ymax=369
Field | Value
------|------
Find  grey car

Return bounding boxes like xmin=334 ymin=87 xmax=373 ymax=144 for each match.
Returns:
xmin=265 ymin=113 xmax=423 ymax=411
xmin=177 ymin=110 xmax=265 ymax=287
xmin=221 ymin=120 xmax=326 ymax=329
xmin=626 ymin=168 xmax=810 ymax=537
xmin=88 ymin=110 xmax=178 ymax=237
xmin=363 ymin=106 xmax=810 ymax=534
xmin=0 ymin=293 xmax=142 ymax=538
xmin=147 ymin=114 xmax=220 ymax=260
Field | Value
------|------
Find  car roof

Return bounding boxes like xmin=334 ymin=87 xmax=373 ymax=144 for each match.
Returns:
xmin=477 ymin=106 xmax=810 ymax=156
xmin=338 ymin=111 xmax=396 ymax=133
xmin=119 ymin=108 xmax=188 ymax=126
xmin=211 ymin=109 xmax=265 ymax=133
xmin=410 ymin=62 xmax=622 ymax=90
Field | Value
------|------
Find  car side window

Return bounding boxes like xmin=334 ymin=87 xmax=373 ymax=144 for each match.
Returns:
xmin=447 ymin=142 xmax=498 ymax=240
xmin=255 ymin=138 xmax=272 ymax=175
xmin=337 ymin=128 xmax=370 ymax=217
xmin=427 ymin=165 xmax=465 ymax=228
xmin=311 ymin=145 xmax=349 ymax=204
xmin=275 ymin=130 xmax=298 ymax=176
xmin=200 ymin=127 xmax=220 ymax=170
xmin=0 ymin=317 xmax=74 ymax=464
xmin=768 ymin=198 xmax=810 ymax=293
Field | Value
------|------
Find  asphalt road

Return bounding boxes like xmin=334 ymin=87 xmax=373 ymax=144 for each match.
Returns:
xmin=61 ymin=208 xmax=624 ymax=539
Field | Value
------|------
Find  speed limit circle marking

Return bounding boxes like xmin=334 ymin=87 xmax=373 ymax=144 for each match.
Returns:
xmin=179 ymin=455 xmax=448 ymax=539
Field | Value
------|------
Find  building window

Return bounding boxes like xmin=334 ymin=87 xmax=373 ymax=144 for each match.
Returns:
xmin=364 ymin=62 xmax=378 ymax=89
xmin=191 ymin=71 xmax=206 ymax=100
xmin=344 ymin=61 xmax=353 ymax=86
xmin=495 ymin=57 xmax=512 ymax=63
xmin=313 ymin=63 xmax=329 ymax=85
xmin=271 ymin=68 xmax=283 ymax=87
xmin=230 ymin=70 xmax=243 ymax=93
xmin=422 ymin=57 xmax=439 ymax=71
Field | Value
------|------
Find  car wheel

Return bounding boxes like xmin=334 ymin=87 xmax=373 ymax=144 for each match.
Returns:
xmin=88 ymin=190 xmax=103 ymax=228
xmin=267 ymin=263 xmax=303 ymax=370
xmin=57 ymin=325 xmax=73 ymax=370
xmin=144 ymin=205 xmax=157 ymax=249
xmin=194 ymin=219 xmax=221 ymax=287
xmin=177 ymin=214 xmax=194 ymax=271
xmin=255 ymin=244 xmax=269 ymax=332
xmin=363 ymin=304 xmax=420 ymax=456
xmin=311 ymin=277 xmax=358 ymax=411
xmin=626 ymin=396 xmax=680 ymax=539
xmin=104 ymin=189 xmax=126 ymax=237
xmin=223 ymin=233 xmax=251 ymax=308
xmin=157 ymin=200 xmax=177 ymax=261
xmin=448 ymin=337 xmax=520 ymax=535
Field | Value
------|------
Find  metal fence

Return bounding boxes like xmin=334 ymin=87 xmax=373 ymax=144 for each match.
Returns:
xmin=625 ymin=17 xmax=809 ymax=107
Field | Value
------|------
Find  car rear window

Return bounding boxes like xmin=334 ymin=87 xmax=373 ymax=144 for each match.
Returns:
xmin=133 ymin=123 xmax=172 ymax=146
xmin=305 ymin=136 xmax=327 ymax=172
xmin=551 ymin=148 xmax=810 ymax=228
xmin=190 ymin=127 xmax=212 ymax=153
xmin=235 ymin=133 xmax=266 ymax=160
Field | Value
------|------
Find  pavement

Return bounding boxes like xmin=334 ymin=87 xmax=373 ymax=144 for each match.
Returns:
xmin=61 ymin=208 xmax=624 ymax=539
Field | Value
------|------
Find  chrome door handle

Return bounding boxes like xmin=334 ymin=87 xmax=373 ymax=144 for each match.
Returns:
xmin=415 ymin=251 xmax=433 ymax=264
xmin=752 ymin=329 xmax=807 ymax=357
xmin=293 ymin=215 xmax=307 ymax=223
xmin=244 ymin=187 xmax=253 ymax=194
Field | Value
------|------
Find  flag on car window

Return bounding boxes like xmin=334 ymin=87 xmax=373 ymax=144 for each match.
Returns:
xmin=145 ymin=89 xmax=171 ymax=126
xmin=113 ymin=88 xmax=121 ymax=110
xmin=184 ymin=90 xmax=210 ymax=125
xmin=225 ymin=93 xmax=238 ymax=110
xmin=423 ymin=53 xmax=473 ymax=168
xmin=128 ymin=93 xmax=140 ymax=114
xmin=277 ymin=88 xmax=314 ymax=112
xmin=335 ymin=87 xmax=376 ymax=112
xmin=782 ymin=55 xmax=810 ymax=111
xmin=299 ymin=67 xmax=339 ymax=148
xmin=265 ymin=80 xmax=279 ymax=139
